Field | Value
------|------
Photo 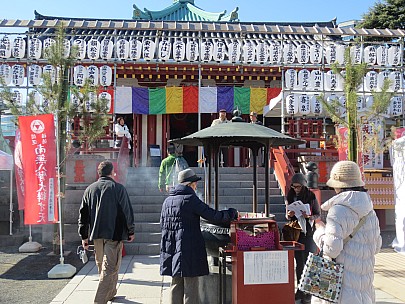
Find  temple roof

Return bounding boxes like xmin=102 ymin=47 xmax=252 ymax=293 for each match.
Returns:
xmin=132 ymin=0 xmax=239 ymax=22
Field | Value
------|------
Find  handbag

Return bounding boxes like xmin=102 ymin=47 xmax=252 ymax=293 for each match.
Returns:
xmin=298 ymin=251 xmax=344 ymax=303
xmin=281 ymin=220 xmax=301 ymax=241
xmin=298 ymin=211 xmax=372 ymax=303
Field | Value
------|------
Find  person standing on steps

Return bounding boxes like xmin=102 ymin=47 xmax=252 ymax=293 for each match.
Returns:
xmin=78 ymin=161 xmax=135 ymax=304
xmin=114 ymin=117 xmax=132 ymax=149
xmin=160 ymin=168 xmax=238 ymax=304
xmin=211 ymin=109 xmax=229 ymax=166
xmin=285 ymin=173 xmax=320 ymax=304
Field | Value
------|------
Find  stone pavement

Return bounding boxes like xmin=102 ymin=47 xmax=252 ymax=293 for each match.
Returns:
xmin=51 ymin=248 xmax=405 ymax=304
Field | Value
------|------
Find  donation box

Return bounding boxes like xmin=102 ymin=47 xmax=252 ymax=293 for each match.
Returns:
xmin=229 ymin=218 xmax=301 ymax=304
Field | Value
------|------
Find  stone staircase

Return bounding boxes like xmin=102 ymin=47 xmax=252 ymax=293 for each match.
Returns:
xmin=125 ymin=166 xmax=286 ymax=255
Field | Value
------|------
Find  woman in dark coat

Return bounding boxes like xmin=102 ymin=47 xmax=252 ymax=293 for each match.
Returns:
xmin=285 ymin=173 xmax=320 ymax=304
xmin=160 ymin=168 xmax=237 ymax=304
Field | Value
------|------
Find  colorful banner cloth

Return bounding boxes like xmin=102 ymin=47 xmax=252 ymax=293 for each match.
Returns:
xmin=18 ymin=114 xmax=58 ymax=225
xmin=115 ymin=86 xmax=281 ymax=114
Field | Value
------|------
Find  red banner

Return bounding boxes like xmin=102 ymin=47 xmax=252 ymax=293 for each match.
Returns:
xmin=19 ymin=114 xmax=58 ymax=224
xmin=337 ymin=126 xmax=348 ymax=161
xmin=14 ymin=129 xmax=25 ymax=210
xmin=395 ymin=127 xmax=405 ymax=139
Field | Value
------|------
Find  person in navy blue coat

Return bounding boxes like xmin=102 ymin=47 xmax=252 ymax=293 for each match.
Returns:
xmin=160 ymin=168 xmax=237 ymax=304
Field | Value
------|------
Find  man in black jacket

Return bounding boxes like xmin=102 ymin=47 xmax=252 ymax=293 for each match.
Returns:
xmin=78 ymin=161 xmax=135 ymax=304
xmin=160 ymin=168 xmax=237 ymax=304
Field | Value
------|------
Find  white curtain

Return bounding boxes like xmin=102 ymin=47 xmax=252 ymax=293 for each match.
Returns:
xmin=391 ymin=137 xmax=405 ymax=254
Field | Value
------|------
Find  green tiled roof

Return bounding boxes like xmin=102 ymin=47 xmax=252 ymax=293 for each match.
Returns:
xmin=133 ymin=0 xmax=239 ymax=22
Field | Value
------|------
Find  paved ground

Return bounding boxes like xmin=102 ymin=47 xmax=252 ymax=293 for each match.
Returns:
xmin=0 ymin=230 xmax=404 ymax=304
xmin=0 ymin=242 xmax=85 ymax=304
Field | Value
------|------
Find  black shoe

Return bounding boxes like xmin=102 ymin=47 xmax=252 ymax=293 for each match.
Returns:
xmin=302 ymin=293 xmax=311 ymax=304
xmin=295 ymin=290 xmax=303 ymax=300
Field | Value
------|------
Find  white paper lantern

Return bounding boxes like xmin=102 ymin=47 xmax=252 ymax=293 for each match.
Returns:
xmin=201 ymin=40 xmax=214 ymax=62
xmin=129 ymin=39 xmax=142 ymax=60
xmin=12 ymin=90 xmax=23 ymax=105
xmin=70 ymin=90 xmax=82 ymax=111
xmin=228 ymin=41 xmax=241 ymax=63
xmin=186 ymin=39 xmax=199 ymax=62
xmin=85 ymin=91 xmax=97 ymax=112
xmin=324 ymin=70 xmax=339 ymax=91
xmin=364 ymin=46 xmax=377 ymax=65
xmin=32 ymin=90 xmax=42 ymax=107
xmin=350 ymin=45 xmax=362 ymax=64
xmin=269 ymin=43 xmax=281 ymax=64
xmin=326 ymin=43 xmax=345 ymax=64
xmin=283 ymin=43 xmax=296 ymax=64
xmin=173 ymin=40 xmax=186 ymax=62
xmin=297 ymin=69 xmax=310 ymax=90
xmin=389 ymin=71 xmax=402 ymax=92
xmin=43 ymin=38 xmax=56 ymax=57
xmin=87 ymin=39 xmax=101 ymax=60
xmin=12 ymin=37 xmax=26 ymax=59
xmin=213 ymin=40 xmax=227 ymax=62
xmin=390 ymin=96 xmax=403 ymax=116
xmin=73 ymin=65 xmax=88 ymax=87
xmin=0 ymin=64 xmax=12 ymax=85
xmin=388 ymin=45 xmax=401 ymax=66
xmin=158 ymin=40 xmax=172 ymax=61
xmin=285 ymin=94 xmax=298 ymax=115
xmin=73 ymin=39 xmax=86 ymax=60
xmin=310 ymin=44 xmax=322 ymax=64
xmin=310 ymin=70 xmax=323 ymax=91
xmin=297 ymin=44 xmax=310 ymax=64
xmin=11 ymin=64 xmax=24 ymax=86
xmin=298 ymin=94 xmax=311 ymax=115
xmin=142 ymin=39 xmax=156 ymax=61
xmin=377 ymin=70 xmax=390 ymax=91
xmin=43 ymin=65 xmax=56 ymax=84
xmin=0 ymin=36 xmax=12 ymax=59
xmin=256 ymin=42 xmax=268 ymax=64
xmin=242 ymin=40 xmax=255 ymax=63
xmin=100 ymin=38 xmax=113 ymax=60
xmin=310 ymin=95 xmax=323 ymax=116
xmin=63 ymin=38 xmax=71 ymax=58
xmin=28 ymin=38 xmax=42 ymax=60
xmin=87 ymin=65 xmax=99 ymax=86
xmin=338 ymin=95 xmax=346 ymax=116
xmin=116 ymin=38 xmax=129 ymax=60
xmin=376 ymin=45 xmax=389 ymax=66
xmin=29 ymin=64 xmax=42 ymax=86
xmin=100 ymin=65 xmax=112 ymax=87
xmin=365 ymin=71 xmax=378 ymax=91
xmin=284 ymin=69 xmax=297 ymax=90
xmin=357 ymin=96 xmax=365 ymax=111
xmin=98 ymin=91 xmax=112 ymax=112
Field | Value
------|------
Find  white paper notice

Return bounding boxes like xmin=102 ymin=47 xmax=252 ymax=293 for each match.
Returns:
xmin=243 ymin=251 xmax=289 ymax=285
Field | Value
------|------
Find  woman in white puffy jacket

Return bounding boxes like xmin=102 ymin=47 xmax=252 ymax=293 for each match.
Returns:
xmin=114 ymin=117 xmax=132 ymax=149
xmin=312 ymin=161 xmax=382 ymax=304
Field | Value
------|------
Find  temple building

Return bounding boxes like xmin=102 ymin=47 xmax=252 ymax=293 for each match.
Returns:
xmin=0 ymin=0 xmax=403 ymax=179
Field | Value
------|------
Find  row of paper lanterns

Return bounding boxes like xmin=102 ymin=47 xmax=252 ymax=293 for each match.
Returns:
xmin=284 ymin=69 xmax=404 ymax=92
xmin=9 ymin=89 xmax=112 ymax=113
xmin=0 ymin=35 xmax=401 ymax=66
xmin=0 ymin=64 xmax=113 ymax=87
xmin=285 ymin=93 xmax=404 ymax=117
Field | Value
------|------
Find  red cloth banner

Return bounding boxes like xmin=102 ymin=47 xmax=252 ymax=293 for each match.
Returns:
xmin=337 ymin=126 xmax=348 ymax=161
xmin=14 ymin=129 xmax=25 ymax=210
xmin=18 ymin=114 xmax=58 ymax=224
xmin=395 ymin=127 xmax=405 ymax=139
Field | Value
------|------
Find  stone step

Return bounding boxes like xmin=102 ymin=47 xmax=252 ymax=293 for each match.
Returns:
xmin=124 ymin=242 xmax=160 ymax=255
xmin=135 ymin=232 xmax=161 ymax=243
xmin=134 ymin=222 xmax=161 ymax=233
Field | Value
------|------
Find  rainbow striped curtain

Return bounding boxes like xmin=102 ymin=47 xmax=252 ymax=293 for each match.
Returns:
xmin=115 ymin=86 xmax=281 ymax=114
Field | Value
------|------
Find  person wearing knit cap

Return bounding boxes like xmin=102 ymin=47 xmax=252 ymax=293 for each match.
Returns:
xmin=285 ymin=172 xmax=320 ymax=304
xmin=160 ymin=168 xmax=238 ymax=304
xmin=249 ymin=111 xmax=263 ymax=125
xmin=312 ymin=161 xmax=381 ymax=304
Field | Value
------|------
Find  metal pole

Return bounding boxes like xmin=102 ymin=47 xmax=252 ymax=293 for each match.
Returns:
xmin=9 ymin=169 xmax=13 ymax=235
xmin=55 ymin=113 xmax=64 ymax=264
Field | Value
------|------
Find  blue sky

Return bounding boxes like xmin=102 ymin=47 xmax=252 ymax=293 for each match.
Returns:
xmin=0 ymin=0 xmax=377 ymax=24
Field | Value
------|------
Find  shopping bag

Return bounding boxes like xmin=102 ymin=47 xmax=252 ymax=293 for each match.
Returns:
xmin=298 ymin=252 xmax=344 ymax=303
xmin=281 ymin=220 xmax=301 ymax=241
